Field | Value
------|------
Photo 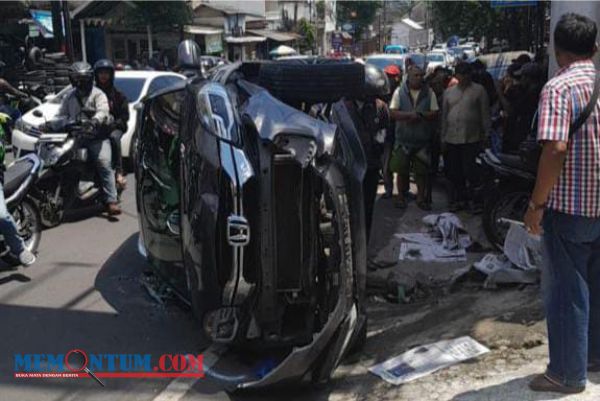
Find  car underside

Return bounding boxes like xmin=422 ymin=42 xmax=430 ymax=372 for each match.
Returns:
xmin=136 ymin=60 xmax=368 ymax=389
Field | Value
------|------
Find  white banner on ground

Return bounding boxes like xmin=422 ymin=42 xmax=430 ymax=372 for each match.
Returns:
xmin=369 ymin=336 xmax=490 ymax=385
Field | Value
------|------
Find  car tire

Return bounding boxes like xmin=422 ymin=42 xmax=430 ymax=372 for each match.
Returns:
xmin=258 ymin=58 xmax=365 ymax=104
xmin=53 ymin=77 xmax=70 ymax=85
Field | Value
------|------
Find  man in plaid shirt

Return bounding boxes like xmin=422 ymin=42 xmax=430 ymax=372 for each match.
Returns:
xmin=524 ymin=13 xmax=600 ymax=394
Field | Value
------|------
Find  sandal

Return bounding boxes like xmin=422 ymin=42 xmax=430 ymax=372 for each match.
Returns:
xmin=116 ymin=174 xmax=127 ymax=190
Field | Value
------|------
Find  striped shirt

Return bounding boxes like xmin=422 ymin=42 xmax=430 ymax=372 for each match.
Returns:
xmin=538 ymin=60 xmax=600 ymax=217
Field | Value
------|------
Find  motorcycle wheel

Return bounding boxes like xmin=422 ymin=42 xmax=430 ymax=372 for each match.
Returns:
xmin=2 ymin=197 xmax=42 ymax=266
xmin=483 ymin=189 xmax=530 ymax=251
xmin=39 ymin=196 xmax=64 ymax=229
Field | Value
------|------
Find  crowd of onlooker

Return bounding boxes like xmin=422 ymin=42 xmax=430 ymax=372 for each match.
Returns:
xmin=378 ymin=52 xmax=548 ymax=212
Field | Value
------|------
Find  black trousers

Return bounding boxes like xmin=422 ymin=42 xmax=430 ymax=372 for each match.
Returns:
xmin=363 ymin=167 xmax=380 ymax=243
xmin=109 ymin=129 xmax=124 ymax=172
xmin=445 ymin=142 xmax=482 ymax=203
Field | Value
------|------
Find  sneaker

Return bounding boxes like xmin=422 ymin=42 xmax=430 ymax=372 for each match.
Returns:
xmin=107 ymin=203 xmax=122 ymax=216
xmin=19 ymin=249 xmax=36 ymax=267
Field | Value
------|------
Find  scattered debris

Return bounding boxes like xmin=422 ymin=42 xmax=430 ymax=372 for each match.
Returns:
xmin=140 ymin=272 xmax=175 ymax=306
xmin=397 ymin=233 xmax=467 ymax=262
xmin=422 ymin=213 xmax=472 ymax=250
xmin=503 ymin=223 xmax=542 ymax=270
xmin=369 ymin=336 xmax=490 ymax=385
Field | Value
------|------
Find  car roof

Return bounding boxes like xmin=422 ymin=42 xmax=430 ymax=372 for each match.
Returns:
xmin=366 ymin=54 xmax=407 ymax=59
xmin=114 ymin=70 xmax=185 ymax=79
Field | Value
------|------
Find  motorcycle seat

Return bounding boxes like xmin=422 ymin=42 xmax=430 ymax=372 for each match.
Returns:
xmin=3 ymin=158 xmax=33 ymax=198
xmin=496 ymin=153 xmax=528 ymax=171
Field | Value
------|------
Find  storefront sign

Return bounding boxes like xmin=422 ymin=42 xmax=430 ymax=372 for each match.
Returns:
xmin=205 ymin=34 xmax=223 ymax=54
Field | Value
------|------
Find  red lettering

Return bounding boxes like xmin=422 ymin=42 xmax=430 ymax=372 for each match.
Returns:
xmin=184 ymin=355 xmax=204 ymax=373
xmin=158 ymin=354 xmax=171 ymax=372
xmin=171 ymin=355 xmax=186 ymax=372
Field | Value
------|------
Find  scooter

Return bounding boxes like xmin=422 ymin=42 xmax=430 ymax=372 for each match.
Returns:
xmin=0 ymin=153 xmax=43 ymax=265
xmin=478 ymin=148 xmax=536 ymax=250
xmin=32 ymin=112 xmax=123 ymax=228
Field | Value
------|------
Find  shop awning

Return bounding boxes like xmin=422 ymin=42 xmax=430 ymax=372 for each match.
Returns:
xmin=184 ymin=25 xmax=223 ymax=35
xmin=247 ymin=29 xmax=301 ymax=42
xmin=225 ymin=36 xmax=267 ymax=44
xmin=401 ymin=18 xmax=424 ymax=30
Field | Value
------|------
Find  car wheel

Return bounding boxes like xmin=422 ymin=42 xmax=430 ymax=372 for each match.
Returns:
xmin=258 ymin=58 xmax=365 ymax=104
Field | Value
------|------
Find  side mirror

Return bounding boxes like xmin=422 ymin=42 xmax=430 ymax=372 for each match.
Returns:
xmin=133 ymin=102 xmax=144 ymax=111
xmin=33 ymin=110 xmax=43 ymax=118
xmin=43 ymin=94 xmax=56 ymax=103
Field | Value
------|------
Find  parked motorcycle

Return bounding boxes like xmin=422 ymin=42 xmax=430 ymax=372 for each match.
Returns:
xmin=33 ymin=111 xmax=123 ymax=228
xmin=0 ymin=153 xmax=43 ymax=265
xmin=479 ymin=148 xmax=536 ymax=250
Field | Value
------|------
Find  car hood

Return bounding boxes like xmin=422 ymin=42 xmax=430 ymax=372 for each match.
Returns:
xmin=19 ymin=101 xmax=138 ymax=134
xmin=21 ymin=103 xmax=60 ymax=128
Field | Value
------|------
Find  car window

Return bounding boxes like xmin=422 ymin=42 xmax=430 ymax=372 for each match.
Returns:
xmin=366 ymin=57 xmax=404 ymax=70
xmin=427 ymin=54 xmax=444 ymax=62
xmin=114 ymin=77 xmax=146 ymax=103
xmin=148 ymin=76 xmax=183 ymax=95
xmin=408 ymin=54 xmax=426 ymax=67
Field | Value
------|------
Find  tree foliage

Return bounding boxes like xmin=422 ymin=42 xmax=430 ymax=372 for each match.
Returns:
xmin=124 ymin=0 xmax=192 ymax=30
xmin=297 ymin=18 xmax=316 ymax=52
xmin=431 ymin=1 xmax=545 ymax=50
xmin=336 ymin=0 xmax=381 ymax=39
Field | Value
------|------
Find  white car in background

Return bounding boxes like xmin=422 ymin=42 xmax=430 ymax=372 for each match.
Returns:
xmin=426 ymin=51 xmax=453 ymax=75
xmin=12 ymin=70 xmax=185 ymax=168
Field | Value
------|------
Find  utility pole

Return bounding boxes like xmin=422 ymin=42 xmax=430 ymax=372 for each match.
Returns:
xmin=61 ymin=0 xmax=74 ymax=61
xmin=51 ymin=1 xmax=65 ymax=53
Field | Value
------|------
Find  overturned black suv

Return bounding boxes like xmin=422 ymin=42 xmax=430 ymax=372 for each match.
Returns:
xmin=135 ymin=43 xmax=375 ymax=389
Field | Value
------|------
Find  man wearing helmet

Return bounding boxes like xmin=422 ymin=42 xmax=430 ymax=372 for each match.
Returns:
xmin=94 ymin=59 xmax=129 ymax=190
xmin=57 ymin=61 xmax=120 ymax=215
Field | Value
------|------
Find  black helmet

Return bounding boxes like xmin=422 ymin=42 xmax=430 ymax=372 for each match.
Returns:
xmin=363 ymin=64 xmax=390 ymax=98
xmin=69 ymin=61 xmax=94 ymax=97
xmin=94 ymin=59 xmax=115 ymax=87
xmin=177 ymin=39 xmax=202 ymax=71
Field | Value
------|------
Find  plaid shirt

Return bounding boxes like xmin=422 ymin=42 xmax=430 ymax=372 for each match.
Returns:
xmin=538 ymin=60 xmax=600 ymax=217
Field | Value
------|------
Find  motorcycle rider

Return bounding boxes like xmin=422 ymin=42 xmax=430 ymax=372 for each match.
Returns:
xmin=93 ymin=59 xmax=129 ymax=190
xmin=0 ymin=112 xmax=36 ymax=266
xmin=57 ymin=61 xmax=121 ymax=215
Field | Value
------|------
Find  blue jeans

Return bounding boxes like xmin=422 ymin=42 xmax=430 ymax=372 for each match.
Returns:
xmin=542 ymin=209 xmax=600 ymax=388
xmin=0 ymin=181 xmax=25 ymax=255
xmin=87 ymin=139 xmax=117 ymax=204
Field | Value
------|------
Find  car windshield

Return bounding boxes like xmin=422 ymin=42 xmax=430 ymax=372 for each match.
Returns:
xmin=366 ymin=57 xmax=404 ymax=70
xmin=408 ymin=54 xmax=425 ymax=66
xmin=114 ymin=77 xmax=146 ymax=103
xmin=427 ymin=54 xmax=444 ymax=62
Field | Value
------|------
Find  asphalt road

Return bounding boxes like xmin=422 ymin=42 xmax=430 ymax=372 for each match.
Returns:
xmin=0 ymin=183 xmax=239 ymax=401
